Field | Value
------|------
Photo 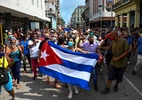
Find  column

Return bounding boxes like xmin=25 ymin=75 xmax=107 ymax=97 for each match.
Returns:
xmin=120 ymin=15 xmax=123 ymax=27
xmin=24 ymin=17 xmax=29 ymax=34
xmin=40 ymin=21 xmax=44 ymax=30
xmin=127 ymin=12 xmax=130 ymax=28
xmin=4 ymin=13 xmax=12 ymax=32
xmin=115 ymin=16 xmax=119 ymax=27
xmin=134 ymin=10 xmax=140 ymax=28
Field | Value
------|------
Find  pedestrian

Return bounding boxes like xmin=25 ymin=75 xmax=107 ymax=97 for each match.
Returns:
xmin=100 ymin=30 xmax=129 ymax=93
xmin=20 ymin=35 xmax=32 ymax=73
xmin=0 ymin=43 xmax=17 ymax=100
xmin=67 ymin=37 xmax=87 ymax=99
xmin=9 ymin=37 xmax=22 ymax=89
xmin=132 ymin=36 xmax=142 ymax=76
xmin=78 ymin=34 xmax=99 ymax=91
xmin=28 ymin=33 xmax=41 ymax=80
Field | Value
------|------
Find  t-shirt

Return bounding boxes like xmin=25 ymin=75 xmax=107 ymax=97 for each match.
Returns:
xmin=80 ymin=42 xmax=98 ymax=54
xmin=110 ymin=39 xmax=129 ymax=68
xmin=20 ymin=40 xmax=29 ymax=56
xmin=0 ymin=56 xmax=8 ymax=70
xmin=136 ymin=37 xmax=142 ymax=55
xmin=28 ymin=40 xmax=41 ymax=58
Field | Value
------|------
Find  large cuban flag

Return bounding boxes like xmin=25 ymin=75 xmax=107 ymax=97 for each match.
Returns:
xmin=39 ymin=41 xmax=98 ymax=90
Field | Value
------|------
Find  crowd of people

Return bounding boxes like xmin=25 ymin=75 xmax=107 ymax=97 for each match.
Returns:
xmin=0 ymin=26 xmax=142 ymax=99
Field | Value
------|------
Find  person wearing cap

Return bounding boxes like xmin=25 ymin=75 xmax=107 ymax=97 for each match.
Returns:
xmin=3 ymin=30 xmax=8 ymax=43
xmin=100 ymin=30 xmax=129 ymax=93
xmin=78 ymin=34 xmax=99 ymax=91
xmin=72 ymin=30 xmax=80 ymax=48
xmin=86 ymin=31 xmax=98 ymax=44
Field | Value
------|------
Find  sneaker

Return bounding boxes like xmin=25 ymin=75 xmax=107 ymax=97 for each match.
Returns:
xmin=74 ymin=87 xmax=79 ymax=94
xmin=13 ymin=96 xmax=19 ymax=100
xmin=132 ymin=70 xmax=136 ymax=75
xmin=68 ymin=91 xmax=73 ymax=99
xmin=113 ymin=85 xmax=118 ymax=92
xmin=127 ymin=61 xmax=130 ymax=64
xmin=102 ymin=87 xmax=110 ymax=93
xmin=10 ymin=97 xmax=19 ymax=100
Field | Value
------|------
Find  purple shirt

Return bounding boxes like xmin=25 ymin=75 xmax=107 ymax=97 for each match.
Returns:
xmin=80 ymin=41 xmax=98 ymax=53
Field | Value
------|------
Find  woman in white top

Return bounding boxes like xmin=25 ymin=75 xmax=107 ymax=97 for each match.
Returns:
xmin=67 ymin=37 xmax=86 ymax=99
xmin=28 ymin=33 xmax=41 ymax=80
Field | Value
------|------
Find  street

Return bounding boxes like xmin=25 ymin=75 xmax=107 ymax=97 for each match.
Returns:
xmin=0 ymin=54 xmax=142 ymax=100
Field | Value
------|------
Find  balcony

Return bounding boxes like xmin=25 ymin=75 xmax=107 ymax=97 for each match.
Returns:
xmin=112 ymin=0 xmax=132 ymax=10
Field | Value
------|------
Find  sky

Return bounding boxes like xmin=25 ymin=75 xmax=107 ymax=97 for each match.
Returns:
xmin=60 ymin=0 xmax=85 ymax=24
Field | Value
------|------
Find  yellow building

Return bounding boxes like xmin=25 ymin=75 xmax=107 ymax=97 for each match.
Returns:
xmin=113 ymin=0 xmax=142 ymax=28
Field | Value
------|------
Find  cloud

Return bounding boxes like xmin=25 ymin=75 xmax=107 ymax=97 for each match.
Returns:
xmin=60 ymin=0 xmax=85 ymax=24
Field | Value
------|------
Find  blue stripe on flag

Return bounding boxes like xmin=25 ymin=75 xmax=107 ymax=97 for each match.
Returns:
xmin=39 ymin=67 xmax=90 ymax=90
xmin=61 ymin=59 xmax=94 ymax=73
xmin=48 ymin=41 xmax=99 ymax=59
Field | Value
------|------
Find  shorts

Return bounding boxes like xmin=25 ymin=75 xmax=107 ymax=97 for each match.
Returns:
xmin=108 ymin=66 xmax=125 ymax=82
xmin=0 ymin=72 xmax=13 ymax=93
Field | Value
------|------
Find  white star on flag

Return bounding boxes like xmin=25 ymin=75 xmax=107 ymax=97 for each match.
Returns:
xmin=40 ymin=50 xmax=50 ymax=61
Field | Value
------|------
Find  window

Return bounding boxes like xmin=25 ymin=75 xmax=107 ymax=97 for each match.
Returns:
xmin=32 ymin=0 xmax=34 ymax=5
xmin=78 ymin=18 xmax=79 ymax=21
xmin=37 ymin=0 xmax=39 ymax=7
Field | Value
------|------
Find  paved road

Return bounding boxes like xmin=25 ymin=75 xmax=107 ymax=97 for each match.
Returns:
xmin=0 ymin=55 xmax=142 ymax=100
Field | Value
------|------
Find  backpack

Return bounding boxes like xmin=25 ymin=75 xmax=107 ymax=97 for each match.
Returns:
xmin=0 ymin=56 xmax=9 ymax=85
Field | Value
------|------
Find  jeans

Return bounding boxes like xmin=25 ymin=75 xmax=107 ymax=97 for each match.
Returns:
xmin=11 ymin=60 xmax=21 ymax=84
xmin=92 ymin=65 xmax=97 ymax=87
xmin=23 ymin=54 xmax=31 ymax=71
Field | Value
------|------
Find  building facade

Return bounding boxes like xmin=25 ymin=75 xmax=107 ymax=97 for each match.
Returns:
xmin=89 ymin=0 xmax=115 ymax=28
xmin=112 ymin=0 xmax=142 ymax=28
xmin=84 ymin=0 xmax=90 ymax=27
xmin=45 ymin=0 xmax=60 ymax=30
xmin=0 ymin=0 xmax=50 ymax=44
xmin=70 ymin=6 xmax=85 ymax=28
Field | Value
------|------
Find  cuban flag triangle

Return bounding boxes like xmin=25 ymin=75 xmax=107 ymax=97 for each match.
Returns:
xmin=39 ymin=41 xmax=99 ymax=90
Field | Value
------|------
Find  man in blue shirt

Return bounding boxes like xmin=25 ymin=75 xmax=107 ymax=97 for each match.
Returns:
xmin=132 ymin=37 xmax=142 ymax=76
xmin=20 ymin=35 xmax=31 ymax=73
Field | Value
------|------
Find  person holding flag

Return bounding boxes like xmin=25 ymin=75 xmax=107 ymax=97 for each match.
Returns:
xmin=38 ymin=35 xmax=98 ymax=90
xmin=67 ymin=37 xmax=87 ymax=99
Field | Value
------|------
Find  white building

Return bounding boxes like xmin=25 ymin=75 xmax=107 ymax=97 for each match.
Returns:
xmin=0 ymin=0 xmax=50 ymax=32
xmin=89 ymin=0 xmax=115 ymax=28
xmin=70 ymin=6 xmax=85 ymax=28
xmin=45 ymin=0 xmax=60 ymax=30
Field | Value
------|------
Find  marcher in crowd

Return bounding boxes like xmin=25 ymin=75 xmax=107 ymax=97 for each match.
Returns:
xmin=20 ymin=35 xmax=32 ymax=73
xmin=100 ymin=30 xmax=129 ymax=93
xmin=9 ymin=37 xmax=22 ymax=89
xmin=132 ymin=36 xmax=142 ymax=76
xmin=28 ymin=33 xmax=41 ymax=80
xmin=0 ymin=43 xmax=18 ymax=100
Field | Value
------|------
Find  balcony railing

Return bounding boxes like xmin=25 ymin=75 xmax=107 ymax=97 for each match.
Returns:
xmin=112 ymin=0 xmax=131 ymax=10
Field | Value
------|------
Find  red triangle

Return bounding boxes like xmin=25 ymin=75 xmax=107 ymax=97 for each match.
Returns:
xmin=39 ymin=42 xmax=63 ymax=66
